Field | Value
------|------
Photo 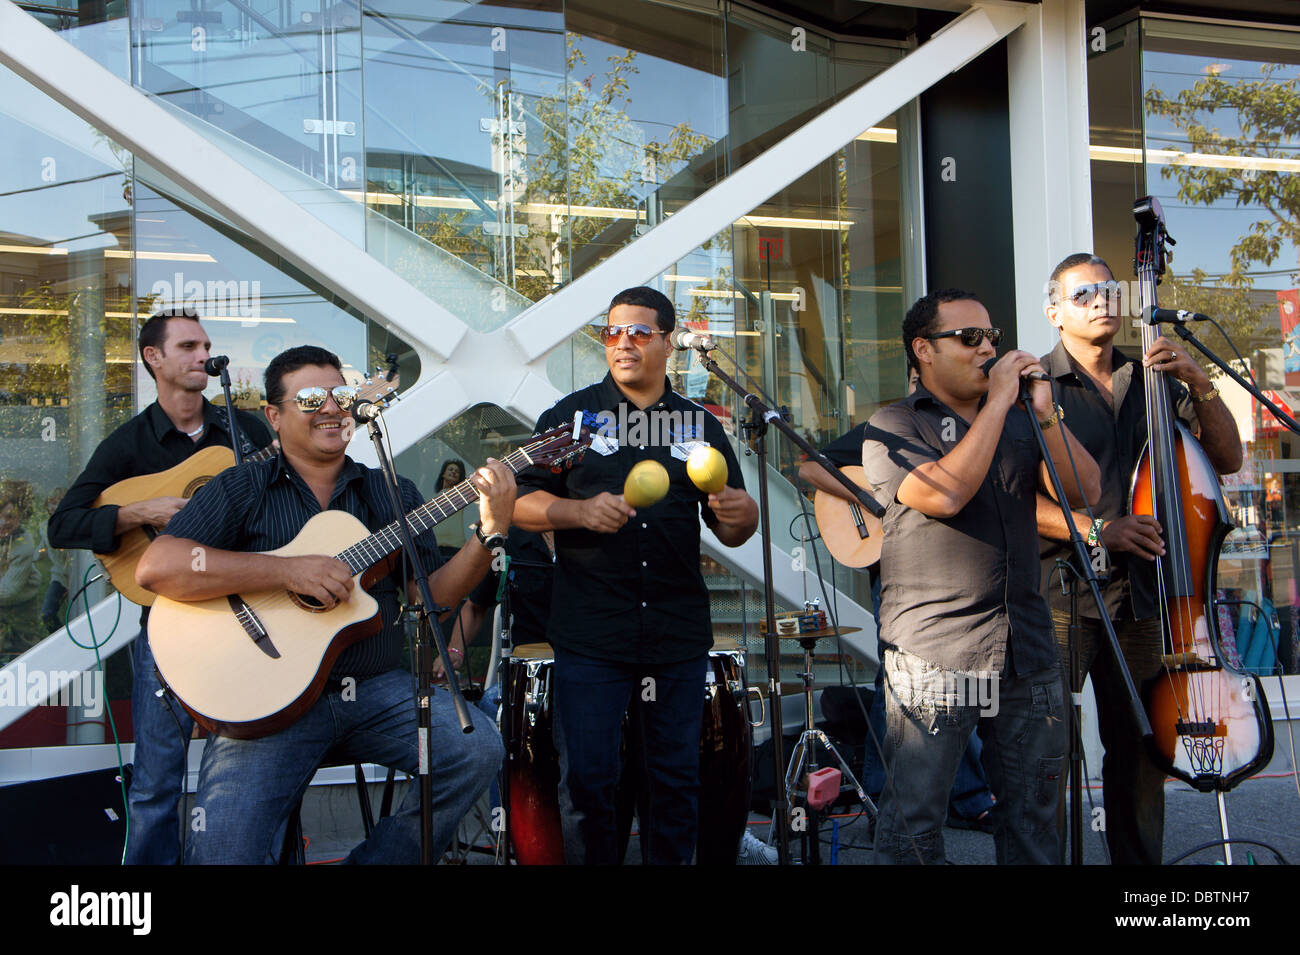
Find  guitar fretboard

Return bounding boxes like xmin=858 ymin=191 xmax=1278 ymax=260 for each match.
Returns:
xmin=335 ymin=446 xmax=535 ymax=575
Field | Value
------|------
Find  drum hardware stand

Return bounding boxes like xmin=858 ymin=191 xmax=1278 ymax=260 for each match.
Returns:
xmin=691 ymin=343 xmax=884 ymax=865
xmin=784 ymin=632 xmax=874 ymax=865
xmin=493 ymin=554 xmax=515 ymax=865
xmin=366 ymin=411 xmax=474 ymax=865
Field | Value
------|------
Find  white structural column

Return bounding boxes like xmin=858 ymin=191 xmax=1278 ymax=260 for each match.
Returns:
xmin=1006 ymin=0 xmax=1095 ymax=357
xmin=0 ymin=1 xmax=468 ymax=364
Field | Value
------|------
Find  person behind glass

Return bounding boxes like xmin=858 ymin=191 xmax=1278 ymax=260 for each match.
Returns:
xmin=796 ymin=368 xmax=997 ymax=833
xmin=135 ymin=345 xmax=509 ymax=863
xmin=512 ymin=286 xmax=759 ymax=865
xmin=47 ymin=308 xmax=273 ymax=864
xmin=1035 ymin=253 xmax=1242 ymax=865
xmin=434 ymin=527 xmax=554 ymax=694
xmin=861 ymin=288 xmax=1100 ymax=865
xmin=433 ymin=459 xmax=471 ymax=561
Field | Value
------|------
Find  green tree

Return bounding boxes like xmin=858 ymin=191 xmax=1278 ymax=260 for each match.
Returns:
xmin=1145 ymin=66 xmax=1300 ymax=360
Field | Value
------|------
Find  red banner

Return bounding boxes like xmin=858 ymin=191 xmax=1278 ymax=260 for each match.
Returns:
xmin=1278 ymin=289 xmax=1300 ymax=385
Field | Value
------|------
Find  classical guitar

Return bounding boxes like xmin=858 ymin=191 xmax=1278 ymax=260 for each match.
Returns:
xmin=812 ymin=466 xmax=882 ymax=569
xmin=147 ymin=417 xmax=592 ymax=739
xmin=93 ymin=369 xmax=399 ymax=607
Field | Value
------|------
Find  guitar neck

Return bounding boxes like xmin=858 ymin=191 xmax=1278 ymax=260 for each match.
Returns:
xmin=335 ymin=447 xmax=534 ymax=575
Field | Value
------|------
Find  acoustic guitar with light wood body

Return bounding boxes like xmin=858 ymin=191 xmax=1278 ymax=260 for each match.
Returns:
xmin=812 ymin=465 xmax=882 ymax=569
xmin=147 ymin=419 xmax=591 ymax=739
xmin=93 ymin=372 xmax=398 ymax=607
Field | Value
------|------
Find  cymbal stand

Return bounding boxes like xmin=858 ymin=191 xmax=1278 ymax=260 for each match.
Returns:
xmin=783 ymin=633 xmax=874 ymax=864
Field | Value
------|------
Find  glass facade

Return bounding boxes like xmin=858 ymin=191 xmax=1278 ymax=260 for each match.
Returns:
xmin=0 ymin=0 xmax=915 ymax=758
xmin=1087 ymin=16 xmax=1300 ymax=677
xmin=1 ymin=0 xmax=1293 ymax=793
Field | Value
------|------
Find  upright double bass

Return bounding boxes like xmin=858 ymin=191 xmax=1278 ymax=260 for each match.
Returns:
xmin=1130 ymin=197 xmax=1274 ymax=792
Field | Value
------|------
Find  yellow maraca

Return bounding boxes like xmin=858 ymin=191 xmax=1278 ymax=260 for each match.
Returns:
xmin=687 ymin=445 xmax=728 ymax=494
xmin=623 ymin=459 xmax=670 ymax=508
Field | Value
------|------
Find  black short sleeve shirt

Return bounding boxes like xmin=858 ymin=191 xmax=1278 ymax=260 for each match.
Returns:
xmin=1037 ymin=341 xmax=1199 ymax=621
xmin=514 ymin=373 xmax=745 ymax=664
xmin=861 ymin=385 xmax=1056 ymax=677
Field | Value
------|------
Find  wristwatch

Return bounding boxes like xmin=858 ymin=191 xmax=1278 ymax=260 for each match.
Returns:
xmin=1038 ymin=403 xmax=1065 ymax=431
xmin=472 ymin=523 xmax=506 ymax=552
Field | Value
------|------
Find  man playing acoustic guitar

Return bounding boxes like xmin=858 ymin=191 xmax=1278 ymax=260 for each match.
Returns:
xmin=136 ymin=345 xmax=508 ymax=863
xmin=49 ymin=308 xmax=273 ymax=864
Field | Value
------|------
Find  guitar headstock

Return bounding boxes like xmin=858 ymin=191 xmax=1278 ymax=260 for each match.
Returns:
xmin=356 ymin=366 xmax=401 ymax=410
xmin=515 ymin=414 xmax=592 ymax=473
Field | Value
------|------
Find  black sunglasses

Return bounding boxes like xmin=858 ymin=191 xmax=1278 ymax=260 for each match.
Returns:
xmin=927 ymin=327 xmax=1003 ymax=348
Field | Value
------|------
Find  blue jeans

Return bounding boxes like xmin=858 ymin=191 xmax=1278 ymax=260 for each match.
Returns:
xmin=871 ymin=648 xmax=1064 ymax=865
xmin=552 ymin=647 xmax=706 ymax=865
xmin=186 ymin=668 xmax=504 ymax=864
xmin=126 ymin=631 xmax=194 ymax=865
xmin=862 ymin=668 xmax=995 ymax=820
xmin=865 ymin=574 xmax=994 ymax=821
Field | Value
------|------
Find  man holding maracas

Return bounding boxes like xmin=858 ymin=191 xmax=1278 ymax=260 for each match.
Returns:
xmin=514 ymin=286 xmax=758 ymax=865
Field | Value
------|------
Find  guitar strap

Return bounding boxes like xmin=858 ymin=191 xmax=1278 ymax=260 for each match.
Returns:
xmin=211 ymin=404 xmax=259 ymax=458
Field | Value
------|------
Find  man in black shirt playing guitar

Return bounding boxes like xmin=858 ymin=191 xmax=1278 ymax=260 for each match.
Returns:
xmin=48 ymin=308 xmax=273 ymax=864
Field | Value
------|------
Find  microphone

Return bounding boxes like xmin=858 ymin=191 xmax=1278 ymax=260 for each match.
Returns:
xmin=669 ymin=327 xmax=716 ymax=351
xmin=351 ymin=400 xmax=385 ymax=423
xmin=1142 ymin=306 xmax=1211 ymax=325
xmin=981 ymin=356 xmax=1050 ymax=382
xmin=204 ymin=355 xmax=230 ymax=376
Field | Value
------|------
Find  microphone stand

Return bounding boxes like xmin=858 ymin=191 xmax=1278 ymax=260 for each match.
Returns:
xmin=208 ymin=358 xmax=245 ymax=465
xmin=364 ymin=409 xmax=475 ymax=865
xmin=1022 ymin=379 xmax=1153 ymax=862
xmin=1144 ymin=308 xmax=1300 ymax=436
xmin=693 ymin=344 xmax=884 ymax=866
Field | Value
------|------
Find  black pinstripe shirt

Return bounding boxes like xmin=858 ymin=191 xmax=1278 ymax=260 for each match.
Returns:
xmin=162 ymin=453 xmax=443 ymax=680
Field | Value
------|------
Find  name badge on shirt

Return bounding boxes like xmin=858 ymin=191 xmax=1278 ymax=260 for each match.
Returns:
xmin=591 ymin=434 xmax=619 ymax=456
xmin=671 ymin=440 xmax=707 ymax=462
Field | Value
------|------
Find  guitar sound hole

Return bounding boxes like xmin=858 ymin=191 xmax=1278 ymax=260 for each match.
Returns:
xmin=290 ymin=592 xmax=330 ymax=613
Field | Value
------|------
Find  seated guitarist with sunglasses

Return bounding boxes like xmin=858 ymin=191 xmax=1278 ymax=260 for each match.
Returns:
xmin=861 ymin=288 xmax=1099 ymax=865
xmin=513 ymin=286 xmax=758 ymax=865
xmin=136 ymin=345 xmax=509 ymax=864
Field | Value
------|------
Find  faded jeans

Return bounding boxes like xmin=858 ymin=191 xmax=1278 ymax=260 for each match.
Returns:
xmin=186 ymin=668 xmax=503 ymax=864
xmin=125 ymin=632 xmax=194 ymax=865
xmin=872 ymin=647 xmax=1065 ymax=865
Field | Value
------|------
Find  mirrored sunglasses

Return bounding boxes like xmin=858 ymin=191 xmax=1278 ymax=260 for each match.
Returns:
xmin=1067 ymin=280 xmax=1122 ymax=307
xmin=290 ymin=385 xmax=360 ymax=413
xmin=599 ymin=323 xmax=666 ymax=346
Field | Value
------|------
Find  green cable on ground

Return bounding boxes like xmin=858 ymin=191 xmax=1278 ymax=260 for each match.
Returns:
xmin=64 ymin=564 xmax=129 ymax=864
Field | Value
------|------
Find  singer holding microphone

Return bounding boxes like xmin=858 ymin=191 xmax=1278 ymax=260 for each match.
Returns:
xmin=860 ymin=289 xmax=1099 ymax=865
xmin=48 ymin=308 xmax=274 ymax=863
xmin=513 ymin=286 xmax=758 ymax=864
